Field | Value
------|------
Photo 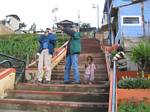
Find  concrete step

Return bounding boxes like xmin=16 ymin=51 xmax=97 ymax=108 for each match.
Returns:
xmin=52 ymin=69 xmax=107 ymax=74
xmin=53 ymin=65 xmax=107 ymax=70
xmin=59 ymin=59 xmax=106 ymax=64
xmin=26 ymin=80 xmax=110 ymax=87
xmin=49 ymin=80 xmax=109 ymax=85
xmin=27 ymin=67 xmax=107 ymax=73
xmin=79 ymin=53 xmax=105 ymax=57
xmin=51 ymin=72 xmax=108 ymax=77
xmin=57 ymin=53 xmax=105 ymax=64
xmin=51 ymin=75 xmax=108 ymax=81
xmin=0 ymin=99 xmax=108 ymax=112
xmin=0 ymin=110 xmax=36 ymax=112
xmin=6 ymin=90 xmax=109 ymax=102
xmin=79 ymin=57 xmax=105 ymax=61
xmin=16 ymin=83 xmax=109 ymax=93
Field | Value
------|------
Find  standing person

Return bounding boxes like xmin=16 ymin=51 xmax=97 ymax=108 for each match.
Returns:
xmin=93 ymin=30 xmax=96 ymax=38
xmin=59 ymin=25 xmax=81 ymax=84
xmin=37 ymin=28 xmax=57 ymax=84
xmin=84 ymin=56 xmax=96 ymax=84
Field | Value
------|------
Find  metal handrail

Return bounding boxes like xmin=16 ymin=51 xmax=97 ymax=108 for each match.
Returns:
xmin=112 ymin=60 xmax=117 ymax=112
xmin=0 ymin=60 xmax=12 ymax=68
xmin=51 ymin=41 xmax=68 ymax=69
xmin=0 ymin=53 xmax=25 ymax=63
xmin=115 ymin=30 xmax=121 ymax=44
xmin=0 ymin=52 xmax=26 ymax=82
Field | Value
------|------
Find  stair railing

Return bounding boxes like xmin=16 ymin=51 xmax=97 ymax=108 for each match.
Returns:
xmin=0 ymin=53 xmax=26 ymax=83
xmin=112 ymin=60 xmax=117 ymax=112
xmin=51 ymin=41 xmax=68 ymax=69
xmin=28 ymin=41 xmax=68 ymax=69
xmin=0 ymin=60 xmax=12 ymax=68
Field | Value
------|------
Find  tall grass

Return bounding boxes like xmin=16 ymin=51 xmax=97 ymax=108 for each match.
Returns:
xmin=0 ymin=33 xmax=68 ymax=63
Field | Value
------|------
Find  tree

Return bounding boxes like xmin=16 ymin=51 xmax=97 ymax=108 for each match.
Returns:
xmin=15 ymin=22 xmax=27 ymax=32
xmin=19 ymin=22 xmax=26 ymax=29
xmin=80 ymin=23 xmax=91 ymax=28
xmin=28 ymin=23 xmax=36 ymax=33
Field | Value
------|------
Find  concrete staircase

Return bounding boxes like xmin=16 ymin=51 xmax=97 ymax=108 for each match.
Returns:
xmin=0 ymin=38 xmax=109 ymax=112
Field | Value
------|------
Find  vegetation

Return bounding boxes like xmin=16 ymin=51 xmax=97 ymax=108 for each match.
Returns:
xmin=130 ymin=40 xmax=150 ymax=76
xmin=118 ymin=77 xmax=150 ymax=89
xmin=80 ymin=23 xmax=91 ymax=28
xmin=0 ymin=33 xmax=69 ymax=63
xmin=118 ymin=101 xmax=150 ymax=112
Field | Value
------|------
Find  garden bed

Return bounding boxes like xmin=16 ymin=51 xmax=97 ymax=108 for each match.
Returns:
xmin=116 ymin=71 xmax=150 ymax=109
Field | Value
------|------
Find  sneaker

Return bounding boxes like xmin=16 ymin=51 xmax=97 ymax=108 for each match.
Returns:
xmin=35 ymin=80 xmax=42 ymax=84
xmin=89 ymin=82 xmax=92 ymax=85
xmin=72 ymin=81 xmax=81 ymax=84
xmin=43 ymin=80 xmax=51 ymax=84
xmin=83 ymin=81 xmax=88 ymax=84
xmin=64 ymin=81 xmax=71 ymax=84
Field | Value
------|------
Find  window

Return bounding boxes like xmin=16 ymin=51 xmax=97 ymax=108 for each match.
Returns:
xmin=121 ymin=16 xmax=141 ymax=26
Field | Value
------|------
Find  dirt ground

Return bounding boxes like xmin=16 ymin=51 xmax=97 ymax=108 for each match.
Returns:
xmin=0 ymin=24 xmax=14 ymax=35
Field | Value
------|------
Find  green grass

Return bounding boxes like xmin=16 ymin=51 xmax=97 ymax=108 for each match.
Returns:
xmin=118 ymin=101 xmax=150 ymax=112
xmin=0 ymin=33 xmax=69 ymax=63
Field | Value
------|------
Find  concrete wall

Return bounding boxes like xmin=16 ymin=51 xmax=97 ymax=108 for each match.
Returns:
xmin=0 ymin=69 xmax=16 ymax=98
xmin=0 ymin=24 xmax=14 ymax=35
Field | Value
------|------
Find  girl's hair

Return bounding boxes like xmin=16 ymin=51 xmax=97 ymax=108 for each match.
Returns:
xmin=86 ymin=56 xmax=93 ymax=62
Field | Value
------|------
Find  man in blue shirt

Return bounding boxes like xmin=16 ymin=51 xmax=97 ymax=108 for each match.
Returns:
xmin=37 ymin=28 xmax=57 ymax=84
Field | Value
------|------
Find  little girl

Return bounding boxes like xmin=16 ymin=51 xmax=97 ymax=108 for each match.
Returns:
xmin=84 ymin=56 xmax=96 ymax=84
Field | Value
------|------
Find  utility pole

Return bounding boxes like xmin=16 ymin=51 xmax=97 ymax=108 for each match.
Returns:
xmin=107 ymin=0 xmax=112 ymax=45
xmin=77 ymin=10 xmax=80 ymax=32
xmin=52 ymin=7 xmax=59 ymax=29
xmin=92 ymin=4 xmax=100 ymax=31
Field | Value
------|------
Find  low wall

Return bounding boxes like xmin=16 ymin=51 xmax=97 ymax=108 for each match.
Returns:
xmin=117 ymin=89 xmax=150 ymax=104
xmin=0 ymin=68 xmax=16 ymax=98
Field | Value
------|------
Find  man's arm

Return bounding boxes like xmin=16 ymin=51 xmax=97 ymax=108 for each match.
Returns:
xmin=63 ymin=28 xmax=75 ymax=37
xmin=48 ymin=34 xmax=57 ymax=47
xmin=58 ymin=25 xmax=75 ymax=37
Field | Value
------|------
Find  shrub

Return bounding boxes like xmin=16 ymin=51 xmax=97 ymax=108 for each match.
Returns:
xmin=130 ymin=40 xmax=150 ymax=75
xmin=118 ymin=77 xmax=150 ymax=89
xmin=118 ymin=101 xmax=150 ymax=112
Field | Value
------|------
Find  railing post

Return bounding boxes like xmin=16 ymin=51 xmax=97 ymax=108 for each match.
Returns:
xmin=112 ymin=60 xmax=116 ymax=112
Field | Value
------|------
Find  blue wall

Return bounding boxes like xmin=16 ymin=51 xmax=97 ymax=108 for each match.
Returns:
xmin=144 ymin=1 xmax=150 ymax=36
xmin=113 ymin=0 xmax=132 ymax=8
xmin=118 ymin=3 xmax=144 ymax=38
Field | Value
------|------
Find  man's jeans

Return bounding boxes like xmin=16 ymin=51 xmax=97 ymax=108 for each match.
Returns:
xmin=64 ymin=54 xmax=80 ymax=83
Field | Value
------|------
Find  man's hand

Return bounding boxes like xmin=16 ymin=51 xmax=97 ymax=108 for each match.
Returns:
xmin=36 ymin=53 xmax=40 ymax=56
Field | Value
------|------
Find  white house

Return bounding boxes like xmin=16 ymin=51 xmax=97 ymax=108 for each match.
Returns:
xmin=5 ymin=14 xmax=21 ymax=31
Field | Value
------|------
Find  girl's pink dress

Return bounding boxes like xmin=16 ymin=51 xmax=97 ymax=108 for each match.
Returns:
xmin=84 ymin=63 xmax=96 ymax=81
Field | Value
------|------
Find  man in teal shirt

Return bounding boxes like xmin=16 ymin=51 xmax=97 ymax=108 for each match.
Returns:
xmin=59 ymin=25 xmax=81 ymax=84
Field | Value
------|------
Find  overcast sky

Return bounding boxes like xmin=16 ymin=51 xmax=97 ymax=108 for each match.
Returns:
xmin=0 ymin=0 xmax=105 ymax=30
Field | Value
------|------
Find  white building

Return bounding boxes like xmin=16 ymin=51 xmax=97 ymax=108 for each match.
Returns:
xmin=5 ymin=14 xmax=21 ymax=31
